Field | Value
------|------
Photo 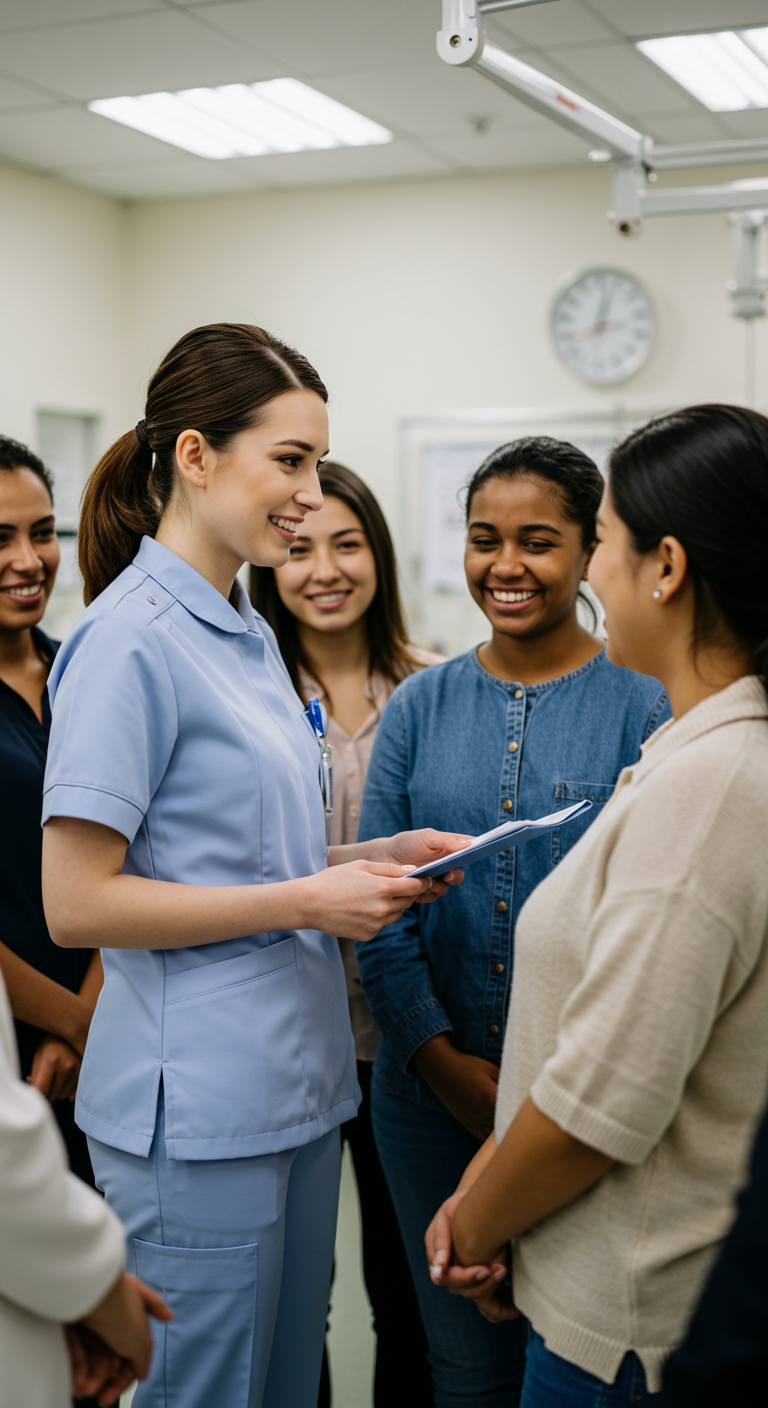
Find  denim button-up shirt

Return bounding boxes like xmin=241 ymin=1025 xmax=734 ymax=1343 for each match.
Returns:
xmin=356 ymin=647 xmax=670 ymax=1112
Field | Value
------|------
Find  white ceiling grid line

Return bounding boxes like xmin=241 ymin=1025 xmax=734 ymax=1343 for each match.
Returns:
xmin=0 ymin=1 xmax=763 ymax=200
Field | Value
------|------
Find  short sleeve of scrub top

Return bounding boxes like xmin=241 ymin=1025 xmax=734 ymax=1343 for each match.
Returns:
xmin=43 ymin=536 xmax=359 ymax=1161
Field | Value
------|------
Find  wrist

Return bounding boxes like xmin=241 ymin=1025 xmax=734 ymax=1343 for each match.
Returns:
xmin=413 ymin=1033 xmax=456 ymax=1084
xmin=64 ymin=999 xmax=94 ymax=1057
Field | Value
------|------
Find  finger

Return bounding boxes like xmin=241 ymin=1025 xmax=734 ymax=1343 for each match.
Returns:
xmin=29 ymin=1061 xmax=54 ymax=1099
xmin=131 ymin=1275 xmax=174 ymax=1322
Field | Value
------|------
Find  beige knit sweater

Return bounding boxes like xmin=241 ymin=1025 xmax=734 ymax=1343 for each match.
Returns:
xmin=495 ymin=675 xmax=768 ymax=1392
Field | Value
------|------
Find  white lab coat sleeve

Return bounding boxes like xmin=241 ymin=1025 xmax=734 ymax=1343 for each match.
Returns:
xmin=0 ymin=979 xmax=125 ymax=1323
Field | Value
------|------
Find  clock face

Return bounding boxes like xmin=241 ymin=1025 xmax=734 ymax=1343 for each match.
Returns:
xmin=551 ymin=268 xmax=655 ymax=385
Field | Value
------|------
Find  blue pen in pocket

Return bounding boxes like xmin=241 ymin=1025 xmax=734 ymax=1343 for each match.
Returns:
xmin=307 ymin=697 xmax=333 ymax=849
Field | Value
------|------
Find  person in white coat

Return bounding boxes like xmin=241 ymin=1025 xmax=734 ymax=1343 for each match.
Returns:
xmin=0 ymin=971 xmax=170 ymax=1408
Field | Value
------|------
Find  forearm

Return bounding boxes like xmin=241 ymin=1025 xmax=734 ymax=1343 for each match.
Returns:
xmin=452 ymin=1096 xmax=614 ymax=1265
xmin=328 ymin=839 xmax=383 ymax=865
xmin=46 ymin=868 xmax=319 ymax=951
xmin=79 ymin=952 xmax=104 ymax=1006
xmin=457 ymin=1132 xmax=497 ymax=1192
xmin=0 ymin=940 xmax=94 ymax=1051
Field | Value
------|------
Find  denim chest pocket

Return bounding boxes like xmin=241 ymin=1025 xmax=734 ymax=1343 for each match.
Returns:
xmin=550 ymin=781 xmax=615 ymax=865
xmin=161 ymin=938 xmax=309 ymax=1144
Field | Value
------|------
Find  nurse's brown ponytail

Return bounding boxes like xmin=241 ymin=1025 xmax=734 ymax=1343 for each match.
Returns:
xmin=79 ymin=323 xmax=327 ymax=604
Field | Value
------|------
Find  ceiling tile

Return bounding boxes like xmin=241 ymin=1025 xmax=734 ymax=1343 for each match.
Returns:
xmin=0 ymin=8 xmax=279 ymax=101
xmin=427 ymin=122 xmax=591 ymax=171
xmin=62 ymin=155 xmax=260 ymax=198
xmin=226 ymin=137 xmax=453 ymax=187
xmin=0 ymin=76 xmax=58 ymax=112
xmin=713 ymin=108 xmax=768 ymax=139
xmin=547 ymin=41 xmax=700 ymax=117
xmin=0 ymin=2 xmax=158 ymax=32
xmin=320 ymin=63 xmax=546 ymax=138
xmin=190 ymin=0 xmax=438 ymax=75
xmin=645 ymin=111 xmax=734 ymax=145
xmin=0 ymin=104 xmax=200 ymax=169
xmin=583 ymin=2 xmax=768 ymax=41
xmin=487 ymin=1 xmax=613 ymax=48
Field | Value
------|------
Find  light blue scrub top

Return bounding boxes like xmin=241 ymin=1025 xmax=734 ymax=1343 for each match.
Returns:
xmin=43 ymin=537 xmax=359 ymax=1161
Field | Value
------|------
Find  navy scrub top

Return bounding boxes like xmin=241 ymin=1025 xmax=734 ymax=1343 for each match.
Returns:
xmin=0 ymin=628 xmax=90 ymax=1076
xmin=43 ymin=537 xmax=359 ymax=1161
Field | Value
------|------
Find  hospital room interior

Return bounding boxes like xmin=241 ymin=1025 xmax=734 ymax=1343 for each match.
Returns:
xmin=1 ymin=4 xmax=767 ymax=1408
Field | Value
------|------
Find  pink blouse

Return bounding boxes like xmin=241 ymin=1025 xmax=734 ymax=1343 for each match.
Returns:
xmin=299 ymin=647 xmax=445 ymax=1060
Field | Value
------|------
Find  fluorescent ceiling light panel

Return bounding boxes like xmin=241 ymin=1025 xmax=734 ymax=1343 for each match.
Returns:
xmin=638 ymin=28 xmax=768 ymax=112
xmin=89 ymin=78 xmax=392 ymax=159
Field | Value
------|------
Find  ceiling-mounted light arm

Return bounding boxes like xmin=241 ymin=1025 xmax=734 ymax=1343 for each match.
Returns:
xmin=728 ymin=210 xmax=768 ymax=321
xmin=437 ymin=2 xmax=647 ymax=162
xmin=477 ymin=1 xmax=559 ymax=12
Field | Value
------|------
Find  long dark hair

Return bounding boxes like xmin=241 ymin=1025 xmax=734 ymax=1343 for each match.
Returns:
xmin=252 ymin=462 xmax=415 ymax=694
xmin=79 ymin=323 xmax=327 ymax=604
xmin=465 ymin=435 xmax=605 ymax=626
xmin=608 ymin=404 xmax=768 ymax=695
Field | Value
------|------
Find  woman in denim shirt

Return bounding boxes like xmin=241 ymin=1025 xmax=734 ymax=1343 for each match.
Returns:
xmin=357 ymin=437 xmax=669 ymax=1408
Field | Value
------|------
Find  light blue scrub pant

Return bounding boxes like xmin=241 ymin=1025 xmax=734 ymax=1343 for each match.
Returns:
xmin=88 ymin=1090 xmax=341 ymax=1408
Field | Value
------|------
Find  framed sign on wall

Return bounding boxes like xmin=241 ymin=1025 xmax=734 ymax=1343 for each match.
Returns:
xmin=398 ymin=404 xmax=670 ymax=659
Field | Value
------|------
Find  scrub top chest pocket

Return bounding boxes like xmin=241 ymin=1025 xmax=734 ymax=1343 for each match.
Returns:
xmin=550 ymin=781 xmax=615 ymax=865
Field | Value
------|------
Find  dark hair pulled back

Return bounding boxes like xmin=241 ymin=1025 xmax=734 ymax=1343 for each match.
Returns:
xmin=465 ymin=435 xmax=604 ymax=546
xmin=465 ymin=435 xmax=605 ymax=629
xmin=79 ymin=323 xmax=328 ymax=604
xmin=608 ymin=404 xmax=768 ymax=694
xmin=0 ymin=435 xmax=54 ymax=501
xmin=252 ymin=462 xmax=414 ymax=694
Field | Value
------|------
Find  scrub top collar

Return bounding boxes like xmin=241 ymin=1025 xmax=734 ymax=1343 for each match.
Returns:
xmin=134 ymin=536 xmax=258 ymax=636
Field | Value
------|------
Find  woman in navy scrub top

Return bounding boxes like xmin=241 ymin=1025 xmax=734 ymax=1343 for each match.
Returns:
xmin=41 ymin=324 xmax=467 ymax=1408
xmin=0 ymin=436 xmax=102 ymax=1181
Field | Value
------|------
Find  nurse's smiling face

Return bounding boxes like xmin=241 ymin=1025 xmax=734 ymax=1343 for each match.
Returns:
xmin=163 ymin=389 xmax=329 ymax=597
xmin=0 ymin=468 xmax=59 ymax=634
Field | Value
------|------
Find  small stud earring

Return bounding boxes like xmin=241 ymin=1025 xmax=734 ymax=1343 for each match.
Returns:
xmin=653 ymin=589 xmax=662 ymax=599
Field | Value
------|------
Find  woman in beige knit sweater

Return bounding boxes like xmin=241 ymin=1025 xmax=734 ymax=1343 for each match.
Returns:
xmin=425 ymin=404 xmax=768 ymax=1406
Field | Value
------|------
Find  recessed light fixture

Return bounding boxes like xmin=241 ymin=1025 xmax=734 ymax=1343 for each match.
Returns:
xmin=638 ymin=27 xmax=768 ymax=112
xmin=88 ymin=78 xmax=393 ymax=159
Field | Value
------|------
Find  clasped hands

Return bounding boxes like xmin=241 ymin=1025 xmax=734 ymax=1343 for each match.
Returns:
xmin=425 ymin=1190 xmax=520 ymax=1325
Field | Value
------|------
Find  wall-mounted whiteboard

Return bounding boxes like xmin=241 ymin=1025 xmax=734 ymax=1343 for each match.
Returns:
xmin=398 ymin=405 xmax=669 ymax=658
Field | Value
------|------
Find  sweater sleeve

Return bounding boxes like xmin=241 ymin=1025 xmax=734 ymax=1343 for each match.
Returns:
xmin=0 ymin=984 xmax=125 ymax=1323
xmin=356 ymin=689 xmax=453 ymax=1072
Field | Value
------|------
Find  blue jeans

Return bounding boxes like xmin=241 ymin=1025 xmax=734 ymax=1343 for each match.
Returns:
xmin=371 ymin=1080 xmax=527 ymax=1407
xmin=521 ymin=1333 xmax=660 ymax=1407
xmin=89 ymin=1089 xmax=340 ymax=1408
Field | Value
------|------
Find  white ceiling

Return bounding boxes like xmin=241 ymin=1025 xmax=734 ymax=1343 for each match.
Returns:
xmin=0 ymin=1 xmax=767 ymax=201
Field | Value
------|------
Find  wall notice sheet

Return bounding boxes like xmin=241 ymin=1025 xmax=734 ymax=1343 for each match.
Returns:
xmin=410 ymin=799 xmax=593 ymax=879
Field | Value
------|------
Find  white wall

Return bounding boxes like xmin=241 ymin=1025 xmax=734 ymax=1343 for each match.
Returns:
xmin=0 ymin=162 xmax=132 ymax=455
xmin=2 ymin=157 xmax=766 ymax=642
xmin=124 ymin=162 xmax=768 ymax=534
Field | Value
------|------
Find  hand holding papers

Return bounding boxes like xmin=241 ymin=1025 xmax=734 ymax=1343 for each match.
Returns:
xmin=409 ymin=799 xmax=593 ymax=880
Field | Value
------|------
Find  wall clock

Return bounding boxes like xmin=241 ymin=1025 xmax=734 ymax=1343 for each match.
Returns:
xmin=550 ymin=268 xmax=655 ymax=385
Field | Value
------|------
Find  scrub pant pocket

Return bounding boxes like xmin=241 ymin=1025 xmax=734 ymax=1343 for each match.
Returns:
xmin=132 ymin=1240 xmax=258 ymax=1407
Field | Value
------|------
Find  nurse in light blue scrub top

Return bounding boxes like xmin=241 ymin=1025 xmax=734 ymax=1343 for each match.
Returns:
xmin=41 ymin=323 xmax=467 ymax=1408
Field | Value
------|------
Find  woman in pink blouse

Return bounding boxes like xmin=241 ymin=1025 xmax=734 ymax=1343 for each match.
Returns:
xmin=252 ymin=461 xmax=443 ymax=1408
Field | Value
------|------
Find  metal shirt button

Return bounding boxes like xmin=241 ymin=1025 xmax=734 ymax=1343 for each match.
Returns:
xmin=509 ymin=741 xmax=518 ymax=753
xmin=514 ymin=689 xmax=523 ymax=699
xmin=349 ymin=803 xmax=358 ymax=815
xmin=494 ymin=962 xmax=505 ymax=974
xmin=502 ymin=799 xmax=512 ymax=810
xmin=496 ymin=900 xmax=507 ymax=913
xmin=489 ymin=1023 xmax=499 ymax=1036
